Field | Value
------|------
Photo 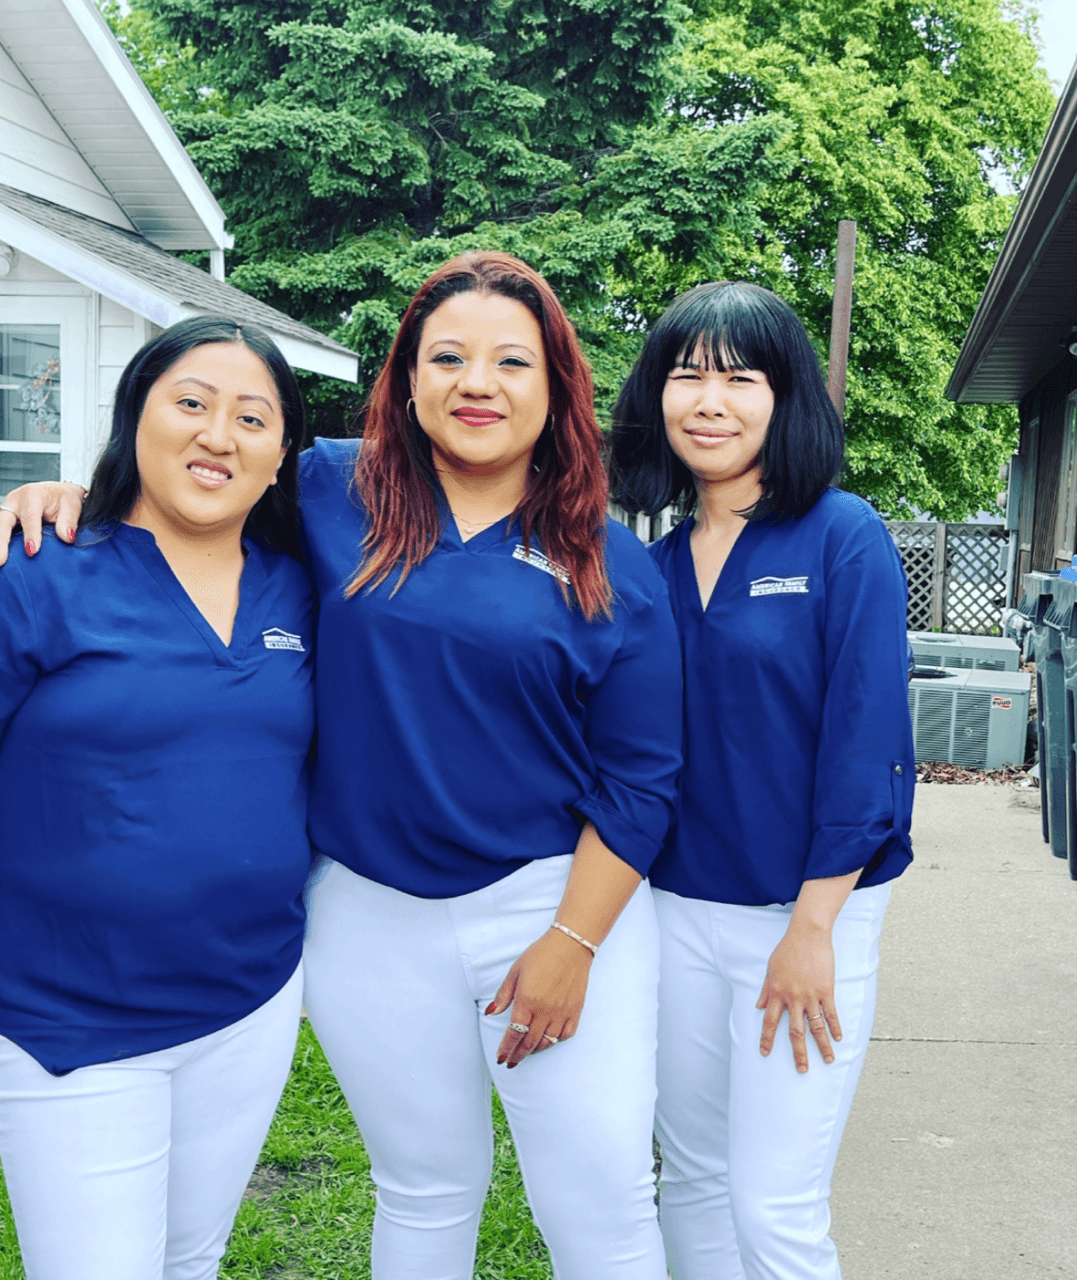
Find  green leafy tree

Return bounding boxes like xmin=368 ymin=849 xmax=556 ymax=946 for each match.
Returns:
xmin=105 ymin=0 xmax=796 ymax=423
xmin=677 ymin=0 xmax=1055 ymax=518
xmin=103 ymin=0 xmax=1054 ymax=518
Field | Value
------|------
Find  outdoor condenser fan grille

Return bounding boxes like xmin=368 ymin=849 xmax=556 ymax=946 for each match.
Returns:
xmin=907 ymin=670 xmax=1030 ymax=769
xmin=953 ymin=692 xmax=992 ymax=767
xmin=912 ymin=686 xmax=954 ymax=763
xmin=907 ymin=632 xmax=1020 ymax=673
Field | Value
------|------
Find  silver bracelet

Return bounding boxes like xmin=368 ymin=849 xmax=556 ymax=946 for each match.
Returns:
xmin=550 ymin=920 xmax=598 ymax=957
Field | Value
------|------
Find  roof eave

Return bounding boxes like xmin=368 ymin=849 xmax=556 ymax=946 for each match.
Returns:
xmin=947 ymin=60 xmax=1077 ymax=405
xmin=59 ymin=0 xmax=232 ymax=253
xmin=0 ymin=202 xmax=357 ymax=382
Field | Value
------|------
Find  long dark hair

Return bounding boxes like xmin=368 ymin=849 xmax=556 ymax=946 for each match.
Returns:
xmin=83 ymin=316 xmax=304 ymax=557
xmin=609 ymin=282 xmax=843 ymax=521
xmin=348 ymin=251 xmax=612 ymax=620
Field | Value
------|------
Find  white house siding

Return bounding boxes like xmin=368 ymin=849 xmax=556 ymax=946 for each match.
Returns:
xmin=0 ymin=39 xmax=131 ymax=230
xmin=97 ymin=292 xmax=150 ymax=458
xmin=0 ymin=1 xmax=224 ymax=251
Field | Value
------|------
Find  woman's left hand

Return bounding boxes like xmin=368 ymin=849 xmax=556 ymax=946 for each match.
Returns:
xmin=756 ymin=921 xmax=841 ymax=1073
xmin=485 ymin=927 xmax=593 ymax=1067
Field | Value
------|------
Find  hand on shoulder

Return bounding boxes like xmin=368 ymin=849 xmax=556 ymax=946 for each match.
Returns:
xmin=0 ymin=482 xmax=86 ymax=567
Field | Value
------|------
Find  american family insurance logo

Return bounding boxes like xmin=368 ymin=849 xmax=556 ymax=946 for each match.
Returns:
xmin=262 ymin=628 xmax=306 ymax=652
xmin=513 ymin=544 xmax=571 ymax=585
xmin=749 ymin=575 xmax=810 ymax=597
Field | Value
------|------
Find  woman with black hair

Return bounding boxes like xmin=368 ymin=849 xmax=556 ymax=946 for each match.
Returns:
xmin=0 ymin=317 xmax=314 ymax=1280
xmin=611 ymin=281 xmax=914 ymax=1280
xmin=1 ymin=256 xmax=683 ymax=1280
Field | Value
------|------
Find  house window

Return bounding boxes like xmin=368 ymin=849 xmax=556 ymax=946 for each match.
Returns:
xmin=0 ymin=296 xmax=90 ymax=498
xmin=1018 ymin=416 xmax=1037 ymax=555
xmin=0 ymin=324 xmax=62 ymax=492
xmin=1057 ymin=393 xmax=1077 ymax=565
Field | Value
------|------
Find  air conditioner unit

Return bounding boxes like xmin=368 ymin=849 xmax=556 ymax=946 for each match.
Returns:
xmin=908 ymin=632 xmax=1020 ymax=673
xmin=907 ymin=670 xmax=1030 ymax=768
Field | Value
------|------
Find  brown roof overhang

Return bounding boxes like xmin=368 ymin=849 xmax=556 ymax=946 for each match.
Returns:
xmin=948 ymin=62 xmax=1077 ymax=405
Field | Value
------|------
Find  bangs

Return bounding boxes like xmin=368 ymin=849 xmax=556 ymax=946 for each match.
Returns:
xmin=662 ymin=284 xmax=785 ymax=386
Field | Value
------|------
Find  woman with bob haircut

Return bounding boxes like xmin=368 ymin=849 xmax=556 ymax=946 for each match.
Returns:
xmin=0 ymin=316 xmax=314 ymax=1279
xmin=611 ymin=281 xmax=914 ymax=1280
xmin=0 ymin=252 xmax=683 ymax=1279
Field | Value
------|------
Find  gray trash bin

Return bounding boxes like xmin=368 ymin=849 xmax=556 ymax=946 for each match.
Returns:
xmin=1020 ymin=572 xmax=1065 ymax=856
xmin=1050 ymin=577 xmax=1077 ymax=881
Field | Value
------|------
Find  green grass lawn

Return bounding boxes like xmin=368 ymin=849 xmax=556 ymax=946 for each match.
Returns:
xmin=0 ymin=1021 xmax=553 ymax=1280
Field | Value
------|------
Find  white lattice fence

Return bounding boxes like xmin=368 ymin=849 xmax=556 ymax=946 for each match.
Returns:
xmin=885 ymin=521 xmax=1007 ymax=635
xmin=886 ymin=522 xmax=940 ymax=632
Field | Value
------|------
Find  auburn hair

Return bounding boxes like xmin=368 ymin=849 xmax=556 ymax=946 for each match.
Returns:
xmin=347 ymin=251 xmax=613 ymax=619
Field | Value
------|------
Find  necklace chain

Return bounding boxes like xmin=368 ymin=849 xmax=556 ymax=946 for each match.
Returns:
xmin=451 ymin=509 xmax=511 ymax=537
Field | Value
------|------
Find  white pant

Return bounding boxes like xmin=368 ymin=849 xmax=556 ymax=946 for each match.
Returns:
xmin=302 ymin=854 xmax=667 ymax=1280
xmin=0 ymin=963 xmax=303 ymax=1280
xmin=653 ymin=884 xmax=890 ymax=1280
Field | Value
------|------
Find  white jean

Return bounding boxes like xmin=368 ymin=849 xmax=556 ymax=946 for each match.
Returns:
xmin=0 ymin=963 xmax=303 ymax=1280
xmin=653 ymin=884 xmax=890 ymax=1280
xmin=302 ymin=854 xmax=667 ymax=1280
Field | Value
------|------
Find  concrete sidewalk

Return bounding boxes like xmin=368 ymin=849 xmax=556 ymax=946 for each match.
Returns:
xmin=832 ymin=784 xmax=1077 ymax=1278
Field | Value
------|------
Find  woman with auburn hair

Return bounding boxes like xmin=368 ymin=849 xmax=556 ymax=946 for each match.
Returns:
xmin=0 ymin=252 xmax=683 ymax=1279
xmin=298 ymin=252 xmax=681 ymax=1279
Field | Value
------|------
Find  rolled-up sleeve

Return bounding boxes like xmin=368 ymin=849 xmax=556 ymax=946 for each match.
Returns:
xmin=805 ymin=517 xmax=915 ymax=882
xmin=575 ymin=591 xmax=684 ymax=876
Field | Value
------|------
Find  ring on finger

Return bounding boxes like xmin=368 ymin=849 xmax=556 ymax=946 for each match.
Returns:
xmin=507 ymin=1021 xmax=530 ymax=1035
xmin=542 ymin=1033 xmax=559 ymax=1044
xmin=807 ymin=1012 xmax=825 ymax=1024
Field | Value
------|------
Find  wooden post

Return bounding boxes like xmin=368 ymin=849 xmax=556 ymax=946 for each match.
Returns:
xmin=933 ymin=523 xmax=948 ymax=631
xmin=827 ymin=220 xmax=858 ymax=419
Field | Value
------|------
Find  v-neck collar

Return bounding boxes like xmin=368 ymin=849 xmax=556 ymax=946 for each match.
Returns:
xmin=116 ymin=523 xmax=263 ymax=666
xmin=437 ymin=502 xmax=520 ymax=553
xmin=676 ymin=515 xmax=755 ymax=616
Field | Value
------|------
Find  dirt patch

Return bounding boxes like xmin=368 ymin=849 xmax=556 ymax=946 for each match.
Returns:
xmin=242 ymin=1165 xmax=292 ymax=1201
xmin=1008 ymin=791 xmax=1042 ymax=810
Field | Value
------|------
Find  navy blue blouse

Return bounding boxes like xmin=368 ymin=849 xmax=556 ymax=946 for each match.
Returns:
xmin=0 ymin=527 xmax=315 ymax=1074
xmin=300 ymin=438 xmax=683 ymax=897
xmin=648 ymin=489 xmax=914 ymax=906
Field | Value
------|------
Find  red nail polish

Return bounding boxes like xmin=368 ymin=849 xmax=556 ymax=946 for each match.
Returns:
xmin=65 ymin=528 xmax=76 ymax=542
xmin=25 ymin=540 xmax=35 ymax=556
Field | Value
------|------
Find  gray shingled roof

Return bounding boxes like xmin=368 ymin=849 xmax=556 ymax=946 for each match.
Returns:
xmin=0 ymin=184 xmax=355 ymax=360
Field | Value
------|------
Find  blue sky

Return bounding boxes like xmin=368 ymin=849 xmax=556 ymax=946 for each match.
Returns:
xmin=1036 ymin=0 xmax=1077 ymax=93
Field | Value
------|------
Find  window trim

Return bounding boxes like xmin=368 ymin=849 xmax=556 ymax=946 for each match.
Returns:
xmin=0 ymin=294 xmax=91 ymax=487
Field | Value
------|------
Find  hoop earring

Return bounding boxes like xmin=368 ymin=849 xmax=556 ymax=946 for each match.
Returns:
xmin=406 ymin=397 xmax=417 ymax=423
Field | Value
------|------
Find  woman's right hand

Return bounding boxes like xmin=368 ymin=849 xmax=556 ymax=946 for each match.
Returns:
xmin=0 ymin=482 xmax=86 ymax=566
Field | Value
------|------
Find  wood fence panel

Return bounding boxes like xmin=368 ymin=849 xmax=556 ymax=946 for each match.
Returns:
xmin=886 ymin=521 xmax=1007 ymax=635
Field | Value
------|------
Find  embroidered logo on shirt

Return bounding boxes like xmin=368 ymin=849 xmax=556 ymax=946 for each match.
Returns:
xmin=749 ymin=575 xmax=809 ymax=597
xmin=512 ymin=544 xmax=571 ymax=584
xmin=262 ymin=628 xmax=306 ymax=652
